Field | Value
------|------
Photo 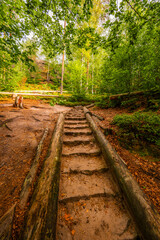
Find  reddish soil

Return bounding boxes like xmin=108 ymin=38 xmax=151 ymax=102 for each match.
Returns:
xmin=0 ymin=98 xmax=71 ymax=238
xmin=91 ymin=107 xmax=160 ymax=214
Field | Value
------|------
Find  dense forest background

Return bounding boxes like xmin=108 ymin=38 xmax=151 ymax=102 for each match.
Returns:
xmin=0 ymin=0 xmax=160 ymax=95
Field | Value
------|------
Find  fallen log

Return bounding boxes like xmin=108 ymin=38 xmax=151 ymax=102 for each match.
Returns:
xmin=84 ymin=110 xmax=104 ymax=121
xmin=92 ymin=113 xmax=104 ymax=121
xmin=86 ymin=103 xmax=95 ymax=108
xmin=0 ymin=204 xmax=17 ymax=240
xmin=84 ymin=106 xmax=160 ymax=240
xmin=92 ymin=115 xmax=101 ymax=124
xmin=15 ymin=90 xmax=68 ymax=93
xmin=19 ymin=128 xmax=49 ymax=209
xmin=110 ymin=90 xmax=160 ymax=101
xmin=0 ymin=92 xmax=61 ymax=97
xmin=22 ymin=113 xmax=64 ymax=240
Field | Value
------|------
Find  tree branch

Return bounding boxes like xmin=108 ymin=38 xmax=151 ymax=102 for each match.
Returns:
xmin=125 ymin=0 xmax=142 ymax=18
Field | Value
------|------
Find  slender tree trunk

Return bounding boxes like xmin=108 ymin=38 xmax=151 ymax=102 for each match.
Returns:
xmin=4 ymin=68 xmax=5 ymax=83
xmin=86 ymin=58 xmax=89 ymax=93
xmin=91 ymin=53 xmax=94 ymax=95
xmin=80 ymin=52 xmax=83 ymax=90
xmin=91 ymin=65 xmax=94 ymax=95
xmin=60 ymin=21 xmax=66 ymax=95
xmin=47 ymin=62 xmax=50 ymax=82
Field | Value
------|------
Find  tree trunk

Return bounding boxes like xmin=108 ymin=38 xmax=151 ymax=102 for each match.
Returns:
xmin=80 ymin=52 xmax=83 ymax=90
xmin=60 ymin=21 xmax=66 ymax=95
xmin=47 ymin=62 xmax=50 ymax=82
xmin=86 ymin=58 xmax=89 ymax=93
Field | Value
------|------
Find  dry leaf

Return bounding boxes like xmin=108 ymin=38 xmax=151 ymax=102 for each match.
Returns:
xmin=71 ymin=230 xmax=75 ymax=235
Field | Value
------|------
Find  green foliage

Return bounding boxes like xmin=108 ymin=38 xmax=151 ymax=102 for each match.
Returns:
xmin=95 ymin=96 xmax=109 ymax=108
xmin=100 ymin=0 xmax=160 ymax=94
xmin=69 ymin=92 xmax=87 ymax=102
xmin=112 ymin=112 xmax=160 ymax=147
xmin=147 ymin=100 xmax=160 ymax=111
xmin=121 ymin=98 xmax=137 ymax=108
xmin=58 ymin=101 xmax=90 ymax=106
xmin=0 ymin=0 xmax=160 ymax=95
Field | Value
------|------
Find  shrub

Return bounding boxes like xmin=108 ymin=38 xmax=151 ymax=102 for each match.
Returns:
xmin=112 ymin=111 xmax=160 ymax=147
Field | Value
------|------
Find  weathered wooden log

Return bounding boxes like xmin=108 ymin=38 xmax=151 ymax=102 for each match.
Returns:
xmin=86 ymin=103 xmax=95 ymax=108
xmin=16 ymin=90 xmax=68 ymax=93
xmin=92 ymin=113 xmax=104 ymax=121
xmin=84 ymin=110 xmax=104 ymax=121
xmin=19 ymin=128 xmax=49 ymax=209
xmin=22 ymin=113 xmax=64 ymax=240
xmin=110 ymin=90 xmax=160 ymax=101
xmin=84 ymin=106 xmax=160 ymax=240
xmin=92 ymin=115 xmax=101 ymax=124
xmin=0 ymin=92 xmax=61 ymax=97
xmin=0 ymin=204 xmax=17 ymax=240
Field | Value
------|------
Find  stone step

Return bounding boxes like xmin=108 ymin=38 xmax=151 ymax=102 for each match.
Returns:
xmin=63 ymin=142 xmax=100 ymax=154
xmin=64 ymin=125 xmax=88 ymax=129
xmin=62 ymin=149 xmax=101 ymax=157
xmin=65 ymin=117 xmax=86 ymax=121
xmin=58 ymin=172 xmax=117 ymax=202
xmin=65 ymin=114 xmax=85 ymax=118
xmin=61 ymin=155 xmax=108 ymax=173
xmin=63 ymin=135 xmax=94 ymax=143
xmin=65 ymin=120 xmax=88 ymax=125
xmin=64 ymin=128 xmax=90 ymax=133
xmin=57 ymin=197 xmax=138 ymax=240
xmin=64 ymin=130 xmax=92 ymax=136
xmin=63 ymin=139 xmax=94 ymax=146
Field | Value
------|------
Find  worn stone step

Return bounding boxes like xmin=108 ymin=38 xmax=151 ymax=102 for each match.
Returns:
xmin=63 ymin=143 xmax=100 ymax=155
xmin=65 ymin=117 xmax=86 ymax=121
xmin=64 ymin=128 xmax=90 ymax=133
xmin=56 ymin=197 xmax=138 ymax=240
xmin=64 ymin=130 xmax=92 ymax=136
xmin=61 ymin=155 xmax=108 ymax=173
xmin=58 ymin=172 xmax=117 ymax=202
xmin=65 ymin=114 xmax=85 ymax=118
xmin=63 ymin=135 xmax=94 ymax=143
xmin=65 ymin=120 xmax=88 ymax=125
xmin=62 ymin=150 xmax=101 ymax=157
xmin=63 ymin=139 xmax=94 ymax=146
xmin=64 ymin=124 xmax=88 ymax=129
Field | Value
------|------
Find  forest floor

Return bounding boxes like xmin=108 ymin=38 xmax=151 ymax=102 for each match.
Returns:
xmin=0 ymin=98 xmax=71 ymax=238
xmin=90 ymin=106 xmax=160 ymax=215
xmin=0 ymin=98 xmax=160 ymax=238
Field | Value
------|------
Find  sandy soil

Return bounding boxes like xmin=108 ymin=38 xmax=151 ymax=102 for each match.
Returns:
xmin=90 ymin=107 xmax=160 ymax=214
xmin=0 ymin=98 xmax=71 ymax=238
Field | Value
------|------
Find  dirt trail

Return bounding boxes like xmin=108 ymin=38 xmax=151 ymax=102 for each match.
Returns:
xmin=56 ymin=107 xmax=139 ymax=240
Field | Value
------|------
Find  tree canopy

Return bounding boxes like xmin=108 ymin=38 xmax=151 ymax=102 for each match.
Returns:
xmin=0 ymin=0 xmax=160 ymax=93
